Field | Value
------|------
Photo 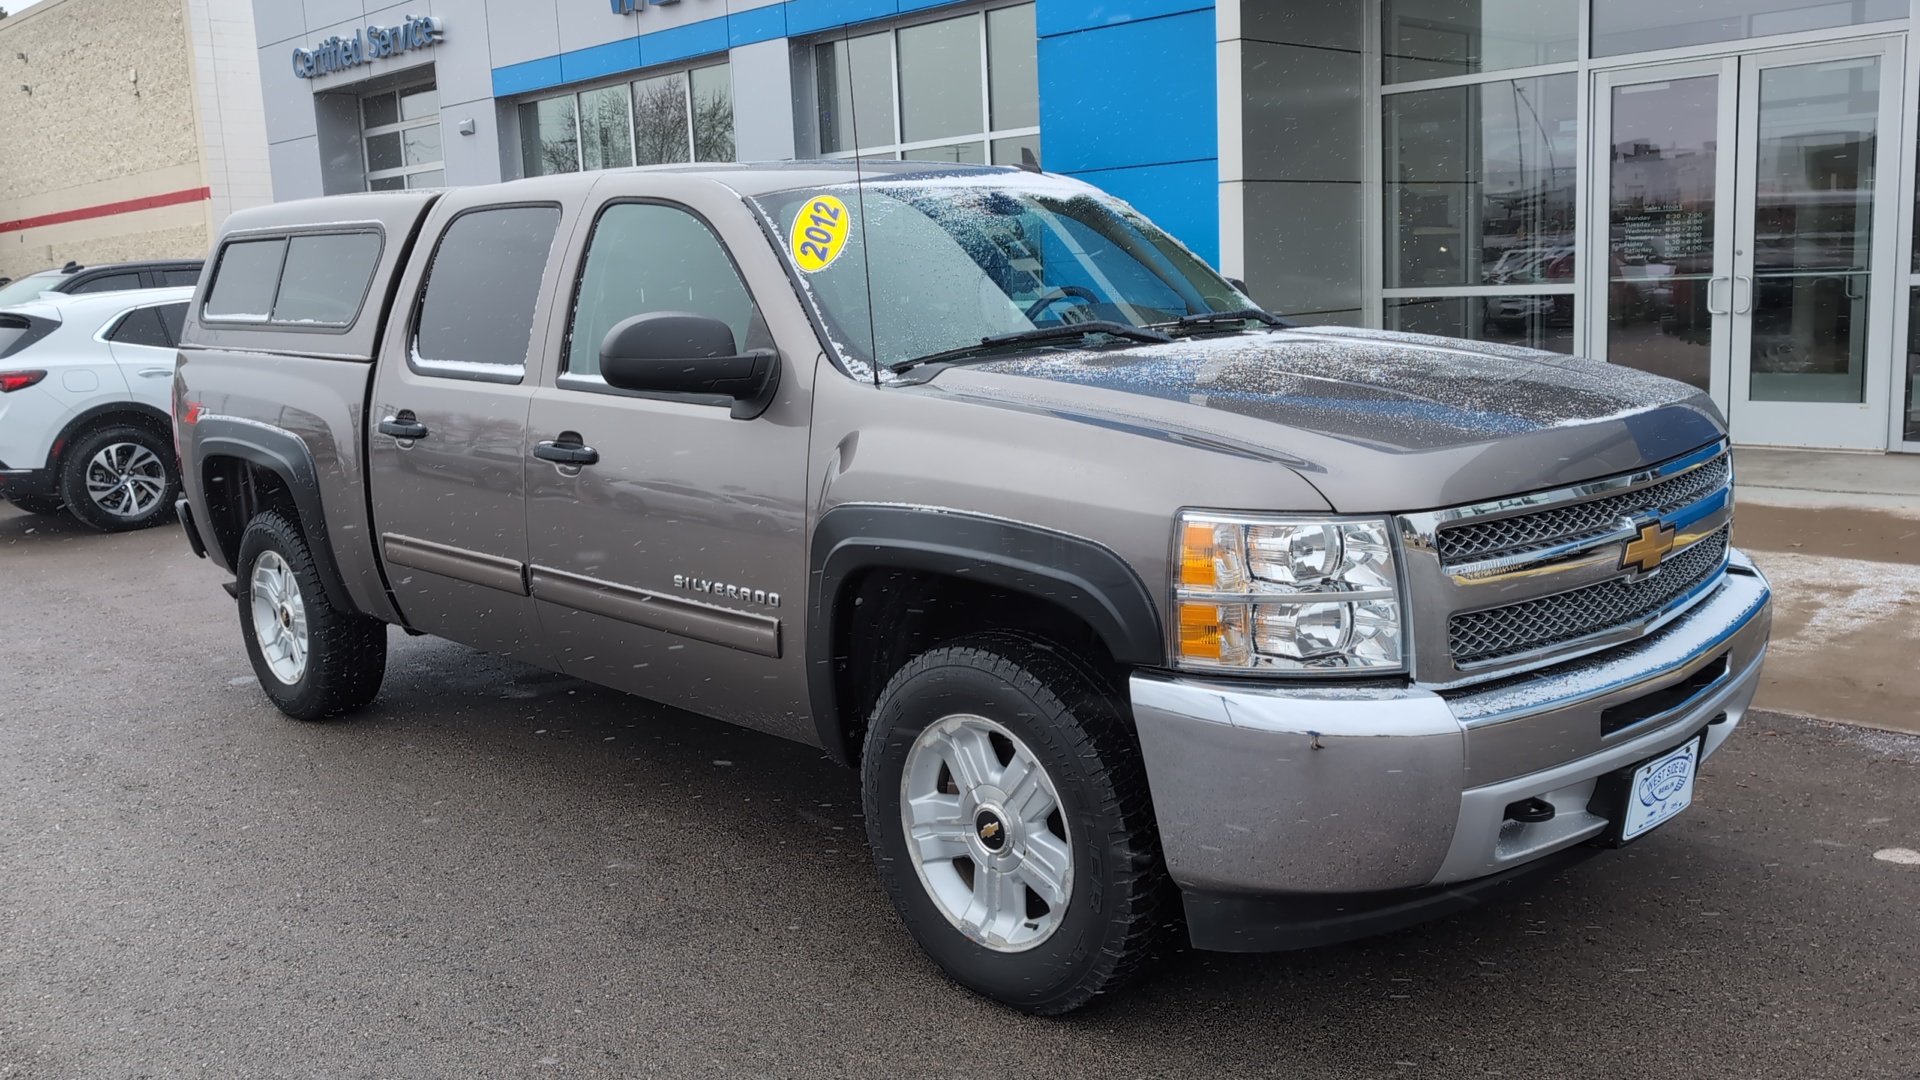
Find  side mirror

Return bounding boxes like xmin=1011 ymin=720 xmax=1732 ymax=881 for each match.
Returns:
xmin=599 ymin=312 xmax=779 ymax=420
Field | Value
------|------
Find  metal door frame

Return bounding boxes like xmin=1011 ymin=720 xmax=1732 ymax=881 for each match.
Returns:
xmin=1585 ymin=35 xmax=1911 ymax=449
xmin=1727 ymin=36 xmax=1906 ymax=449
xmin=1585 ymin=57 xmax=1741 ymax=409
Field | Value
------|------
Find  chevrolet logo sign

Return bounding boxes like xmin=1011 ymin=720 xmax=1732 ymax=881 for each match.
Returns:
xmin=1621 ymin=520 xmax=1677 ymax=575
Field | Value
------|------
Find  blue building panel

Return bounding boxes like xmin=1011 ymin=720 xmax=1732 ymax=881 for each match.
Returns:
xmin=1037 ymin=10 xmax=1216 ymax=172
xmin=783 ymin=0 xmax=900 ymax=37
xmin=728 ymin=4 xmax=789 ymax=47
xmin=638 ymin=17 xmax=733 ymax=65
xmin=493 ymin=55 xmax=566 ymax=98
xmin=559 ymin=36 xmax=644 ymax=85
xmin=1064 ymin=158 xmax=1219 ymax=265
xmin=1034 ymin=0 xmax=1212 ymax=37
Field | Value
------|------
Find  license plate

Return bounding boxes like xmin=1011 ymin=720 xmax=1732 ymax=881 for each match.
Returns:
xmin=1620 ymin=738 xmax=1700 ymax=841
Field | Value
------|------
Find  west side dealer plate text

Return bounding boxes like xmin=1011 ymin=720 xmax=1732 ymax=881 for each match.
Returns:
xmin=1621 ymin=737 xmax=1701 ymax=841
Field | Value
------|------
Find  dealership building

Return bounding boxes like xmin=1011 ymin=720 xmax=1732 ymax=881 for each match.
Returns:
xmin=256 ymin=0 xmax=1920 ymax=453
xmin=0 ymin=0 xmax=271 ymax=281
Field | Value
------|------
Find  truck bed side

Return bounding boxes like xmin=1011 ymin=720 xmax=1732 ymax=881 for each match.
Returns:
xmin=175 ymin=191 xmax=441 ymax=626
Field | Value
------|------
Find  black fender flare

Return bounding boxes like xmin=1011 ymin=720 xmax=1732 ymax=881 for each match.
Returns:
xmin=194 ymin=416 xmax=355 ymax=613
xmin=806 ymin=503 xmax=1164 ymax=765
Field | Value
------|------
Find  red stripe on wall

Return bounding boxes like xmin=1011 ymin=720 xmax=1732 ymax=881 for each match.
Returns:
xmin=0 ymin=186 xmax=212 ymax=235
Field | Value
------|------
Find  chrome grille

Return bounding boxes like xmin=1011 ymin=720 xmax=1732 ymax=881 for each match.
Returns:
xmin=1436 ymin=454 xmax=1731 ymax=564
xmin=1447 ymin=527 xmax=1730 ymax=665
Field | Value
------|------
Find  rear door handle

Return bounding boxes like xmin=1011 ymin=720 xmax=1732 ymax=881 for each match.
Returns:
xmin=137 ymin=367 xmax=173 ymax=379
xmin=378 ymin=416 xmax=429 ymax=439
xmin=534 ymin=439 xmax=599 ymax=466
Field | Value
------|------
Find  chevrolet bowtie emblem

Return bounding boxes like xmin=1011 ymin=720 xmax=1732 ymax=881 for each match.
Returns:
xmin=1621 ymin=520 xmax=1677 ymax=575
xmin=979 ymin=821 xmax=1001 ymax=840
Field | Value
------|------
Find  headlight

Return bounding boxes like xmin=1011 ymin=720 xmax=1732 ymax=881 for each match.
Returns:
xmin=1172 ymin=512 xmax=1405 ymax=673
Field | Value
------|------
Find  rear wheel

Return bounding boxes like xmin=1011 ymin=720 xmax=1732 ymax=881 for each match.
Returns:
xmin=861 ymin=633 xmax=1170 ymax=1014
xmin=58 ymin=424 xmax=177 ymax=532
xmin=5 ymin=494 xmax=65 ymax=516
xmin=236 ymin=510 xmax=387 ymax=720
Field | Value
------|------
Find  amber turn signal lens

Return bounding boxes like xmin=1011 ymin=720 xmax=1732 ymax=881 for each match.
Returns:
xmin=1177 ymin=601 xmax=1251 ymax=665
xmin=1179 ymin=522 xmax=1218 ymax=588
xmin=1178 ymin=601 xmax=1224 ymax=659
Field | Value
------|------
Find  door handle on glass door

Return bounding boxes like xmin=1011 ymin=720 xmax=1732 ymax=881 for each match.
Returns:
xmin=1733 ymin=275 xmax=1753 ymax=314
xmin=534 ymin=438 xmax=599 ymax=466
xmin=1706 ymin=277 xmax=1731 ymax=315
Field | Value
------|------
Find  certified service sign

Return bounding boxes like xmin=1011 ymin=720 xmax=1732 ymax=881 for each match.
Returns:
xmin=294 ymin=16 xmax=444 ymax=79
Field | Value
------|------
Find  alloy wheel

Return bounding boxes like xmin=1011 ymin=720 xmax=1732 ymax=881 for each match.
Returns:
xmin=249 ymin=551 xmax=309 ymax=686
xmin=83 ymin=442 xmax=167 ymax=519
xmin=900 ymin=713 xmax=1073 ymax=952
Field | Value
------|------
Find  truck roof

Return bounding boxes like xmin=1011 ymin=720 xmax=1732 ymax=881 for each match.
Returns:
xmin=215 ymin=161 xmax=1047 ymax=236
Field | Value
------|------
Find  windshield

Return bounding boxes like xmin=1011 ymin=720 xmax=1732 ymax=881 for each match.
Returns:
xmin=753 ymin=178 xmax=1253 ymax=374
xmin=0 ymin=272 xmax=65 ymax=307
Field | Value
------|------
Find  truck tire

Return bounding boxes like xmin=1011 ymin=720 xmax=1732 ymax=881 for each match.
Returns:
xmin=5 ymin=494 xmax=65 ymax=516
xmin=861 ymin=632 xmax=1170 ymax=1014
xmin=57 ymin=424 xmax=178 ymax=532
xmin=235 ymin=510 xmax=387 ymax=720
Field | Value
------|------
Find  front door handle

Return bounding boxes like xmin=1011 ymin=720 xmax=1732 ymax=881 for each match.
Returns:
xmin=534 ymin=438 xmax=599 ymax=466
xmin=378 ymin=414 xmax=429 ymax=440
xmin=1733 ymin=275 xmax=1754 ymax=315
xmin=1705 ymin=276 xmax=1731 ymax=316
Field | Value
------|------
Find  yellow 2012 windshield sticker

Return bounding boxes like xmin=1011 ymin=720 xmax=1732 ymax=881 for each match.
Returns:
xmin=789 ymin=195 xmax=850 ymax=273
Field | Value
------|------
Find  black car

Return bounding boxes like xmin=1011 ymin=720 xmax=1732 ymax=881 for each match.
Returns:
xmin=0 ymin=259 xmax=203 ymax=306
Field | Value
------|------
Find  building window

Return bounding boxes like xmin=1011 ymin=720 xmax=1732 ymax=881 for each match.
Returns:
xmin=1381 ymin=0 xmax=1578 ymax=84
xmin=1381 ymin=69 xmax=1576 ymax=348
xmin=518 ymin=62 xmax=734 ymax=177
xmin=365 ymin=82 xmax=443 ymax=190
xmin=814 ymin=3 xmax=1039 ymax=167
xmin=1593 ymin=0 xmax=1907 ymax=57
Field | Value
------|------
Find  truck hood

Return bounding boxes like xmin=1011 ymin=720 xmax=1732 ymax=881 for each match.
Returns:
xmin=924 ymin=326 xmax=1725 ymax=513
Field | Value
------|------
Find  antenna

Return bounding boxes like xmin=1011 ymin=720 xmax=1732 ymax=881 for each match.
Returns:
xmin=840 ymin=23 xmax=881 ymax=386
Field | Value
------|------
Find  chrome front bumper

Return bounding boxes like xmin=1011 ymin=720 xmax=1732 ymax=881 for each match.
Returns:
xmin=1132 ymin=552 xmax=1770 ymax=944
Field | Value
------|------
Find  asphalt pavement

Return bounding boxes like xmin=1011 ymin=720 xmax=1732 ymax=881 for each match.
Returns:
xmin=3 ymin=502 xmax=1918 ymax=1079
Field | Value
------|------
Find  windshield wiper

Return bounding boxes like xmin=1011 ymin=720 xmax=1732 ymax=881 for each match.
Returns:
xmin=1150 ymin=308 xmax=1295 ymax=332
xmin=888 ymin=320 xmax=1174 ymax=373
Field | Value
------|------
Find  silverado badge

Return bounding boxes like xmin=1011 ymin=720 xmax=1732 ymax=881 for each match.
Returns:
xmin=1621 ymin=519 xmax=1677 ymax=575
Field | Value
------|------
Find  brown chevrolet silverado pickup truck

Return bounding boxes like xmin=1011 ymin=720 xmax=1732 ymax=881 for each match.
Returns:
xmin=173 ymin=162 xmax=1771 ymax=1013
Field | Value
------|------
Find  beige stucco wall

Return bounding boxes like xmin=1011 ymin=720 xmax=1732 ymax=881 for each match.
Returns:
xmin=0 ymin=0 xmax=210 ymax=280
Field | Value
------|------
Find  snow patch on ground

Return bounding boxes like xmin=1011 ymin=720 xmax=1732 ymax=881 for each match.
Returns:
xmin=1745 ymin=551 xmax=1920 ymax=658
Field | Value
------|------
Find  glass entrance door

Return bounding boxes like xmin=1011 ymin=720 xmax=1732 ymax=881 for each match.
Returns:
xmin=1729 ymin=41 xmax=1902 ymax=447
xmin=1592 ymin=39 xmax=1904 ymax=449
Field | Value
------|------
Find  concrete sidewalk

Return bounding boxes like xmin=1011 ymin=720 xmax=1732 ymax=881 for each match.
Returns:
xmin=1731 ymin=447 xmax=1920 ymax=734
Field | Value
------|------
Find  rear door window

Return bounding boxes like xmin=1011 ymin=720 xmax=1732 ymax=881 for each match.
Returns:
xmin=204 ymin=239 xmax=289 ymax=319
xmin=271 ymin=232 xmax=383 ymax=326
xmin=107 ymin=307 xmax=173 ymax=348
xmin=68 ymin=272 xmax=142 ymax=294
xmin=412 ymin=205 xmax=562 ymax=378
xmin=155 ymin=302 xmax=188 ymax=345
xmin=159 ymin=269 xmax=201 ymax=288
xmin=0 ymin=315 xmax=38 ymax=357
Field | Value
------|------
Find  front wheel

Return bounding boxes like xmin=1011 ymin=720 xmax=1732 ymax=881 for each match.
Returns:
xmin=861 ymin=633 xmax=1171 ymax=1014
xmin=236 ymin=510 xmax=388 ymax=720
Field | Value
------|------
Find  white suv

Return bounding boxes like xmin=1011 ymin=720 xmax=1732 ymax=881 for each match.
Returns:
xmin=0 ymin=286 xmax=194 ymax=531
